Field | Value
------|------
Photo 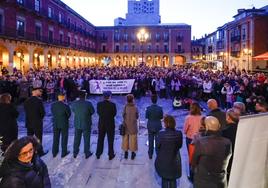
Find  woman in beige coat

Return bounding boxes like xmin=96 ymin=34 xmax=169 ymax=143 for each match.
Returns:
xmin=122 ymin=94 xmax=139 ymax=160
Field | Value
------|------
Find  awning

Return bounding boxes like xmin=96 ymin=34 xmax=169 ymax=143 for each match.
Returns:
xmin=253 ymin=52 xmax=268 ymax=61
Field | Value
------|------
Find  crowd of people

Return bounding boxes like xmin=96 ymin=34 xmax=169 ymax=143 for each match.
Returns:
xmin=0 ymin=65 xmax=268 ymax=188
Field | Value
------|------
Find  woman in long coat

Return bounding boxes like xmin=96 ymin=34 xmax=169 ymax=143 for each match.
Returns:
xmin=155 ymin=115 xmax=183 ymax=188
xmin=0 ymin=93 xmax=19 ymax=151
xmin=121 ymin=94 xmax=139 ymax=160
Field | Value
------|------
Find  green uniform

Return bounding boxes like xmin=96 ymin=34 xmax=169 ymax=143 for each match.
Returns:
xmin=71 ymin=99 xmax=95 ymax=156
xmin=51 ymin=101 xmax=71 ymax=156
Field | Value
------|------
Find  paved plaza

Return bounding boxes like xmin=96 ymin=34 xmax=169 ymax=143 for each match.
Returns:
xmin=17 ymin=95 xmax=205 ymax=188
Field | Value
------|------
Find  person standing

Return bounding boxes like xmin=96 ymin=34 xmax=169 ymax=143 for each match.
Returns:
xmin=24 ymin=88 xmax=47 ymax=156
xmin=155 ymin=115 xmax=183 ymax=188
xmin=192 ymin=116 xmax=232 ymax=188
xmin=145 ymin=94 xmax=163 ymax=159
xmin=0 ymin=93 xmax=19 ymax=151
xmin=51 ymin=93 xmax=71 ymax=158
xmin=121 ymin=94 xmax=139 ymax=160
xmin=222 ymin=108 xmax=239 ymax=182
xmin=96 ymin=91 xmax=117 ymax=160
xmin=183 ymin=102 xmax=203 ymax=181
xmin=207 ymin=99 xmax=227 ymax=131
xmin=71 ymin=90 xmax=95 ymax=159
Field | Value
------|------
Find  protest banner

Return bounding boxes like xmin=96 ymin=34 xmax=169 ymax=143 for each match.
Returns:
xmin=89 ymin=79 xmax=135 ymax=94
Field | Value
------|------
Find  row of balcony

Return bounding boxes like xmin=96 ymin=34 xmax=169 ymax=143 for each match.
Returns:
xmin=13 ymin=1 xmax=96 ymax=39
xmin=99 ymin=49 xmax=185 ymax=54
xmin=0 ymin=27 xmax=96 ymax=52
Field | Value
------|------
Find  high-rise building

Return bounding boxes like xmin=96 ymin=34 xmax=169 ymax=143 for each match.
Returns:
xmin=125 ymin=0 xmax=161 ymax=25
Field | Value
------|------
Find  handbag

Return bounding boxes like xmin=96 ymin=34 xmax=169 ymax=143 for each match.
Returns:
xmin=119 ymin=123 xmax=125 ymax=136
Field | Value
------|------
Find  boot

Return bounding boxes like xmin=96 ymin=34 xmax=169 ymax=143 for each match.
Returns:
xmin=131 ymin=152 xmax=136 ymax=160
xmin=124 ymin=151 xmax=128 ymax=159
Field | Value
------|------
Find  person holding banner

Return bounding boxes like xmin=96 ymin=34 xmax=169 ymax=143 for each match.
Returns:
xmin=96 ymin=91 xmax=117 ymax=160
xmin=192 ymin=116 xmax=232 ymax=188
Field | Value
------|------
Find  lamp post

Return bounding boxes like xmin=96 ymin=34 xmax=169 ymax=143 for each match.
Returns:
xmin=137 ymin=28 xmax=149 ymax=65
xmin=244 ymin=48 xmax=252 ymax=71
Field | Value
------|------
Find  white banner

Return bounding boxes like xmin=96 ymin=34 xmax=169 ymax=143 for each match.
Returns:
xmin=89 ymin=79 xmax=135 ymax=94
xmin=229 ymin=113 xmax=268 ymax=188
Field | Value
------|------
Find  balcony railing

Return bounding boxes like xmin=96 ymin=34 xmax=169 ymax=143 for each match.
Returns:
xmin=231 ymin=35 xmax=241 ymax=42
xmin=216 ymin=41 xmax=225 ymax=49
xmin=176 ymin=36 xmax=184 ymax=42
xmin=0 ymin=27 xmax=96 ymax=52
xmin=175 ymin=49 xmax=185 ymax=53
xmin=231 ymin=51 xmax=241 ymax=57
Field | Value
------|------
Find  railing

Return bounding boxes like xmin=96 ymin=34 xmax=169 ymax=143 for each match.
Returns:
xmin=231 ymin=35 xmax=241 ymax=42
xmin=14 ymin=1 xmax=95 ymax=39
xmin=176 ymin=36 xmax=184 ymax=42
xmin=216 ymin=41 xmax=224 ymax=49
xmin=175 ymin=49 xmax=185 ymax=53
xmin=0 ymin=27 xmax=96 ymax=52
xmin=231 ymin=51 xmax=241 ymax=57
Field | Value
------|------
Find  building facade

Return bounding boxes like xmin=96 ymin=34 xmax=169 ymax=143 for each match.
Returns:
xmin=0 ymin=0 xmax=191 ymax=73
xmin=192 ymin=6 xmax=268 ymax=71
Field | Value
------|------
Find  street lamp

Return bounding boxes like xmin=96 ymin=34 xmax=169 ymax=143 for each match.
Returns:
xmin=137 ymin=28 xmax=149 ymax=65
xmin=244 ymin=48 xmax=252 ymax=71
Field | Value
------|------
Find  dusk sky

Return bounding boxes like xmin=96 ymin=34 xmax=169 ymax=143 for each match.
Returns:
xmin=61 ymin=0 xmax=267 ymax=39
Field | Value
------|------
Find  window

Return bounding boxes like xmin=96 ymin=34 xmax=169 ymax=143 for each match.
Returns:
xmin=67 ymin=18 xmax=70 ymax=27
xmin=124 ymin=33 xmax=128 ymax=41
xmin=67 ymin=36 xmax=70 ymax=46
xmin=163 ymin=33 xmax=169 ymax=41
xmin=59 ymin=33 xmax=63 ymax=44
xmin=177 ymin=45 xmax=182 ymax=52
xmin=59 ymin=13 xmax=62 ymax=23
xmin=132 ymin=45 xmax=135 ymax=52
xmin=156 ymin=33 xmax=160 ymax=41
xmin=48 ymin=30 xmax=53 ymax=42
xmin=0 ymin=14 xmax=3 ymax=33
xmin=164 ymin=45 xmax=168 ymax=53
xmin=17 ymin=0 xmax=24 ymax=5
xmin=35 ymin=0 xmax=40 ymax=12
xmin=124 ymin=44 xmax=128 ymax=52
xmin=156 ymin=45 xmax=159 ymax=52
xmin=74 ymin=38 xmax=77 ymax=47
xmin=16 ymin=20 xmax=25 ymax=37
xmin=115 ymin=45 xmax=120 ymax=52
xmin=102 ymin=45 xmax=106 ymax=52
xmin=147 ymin=45 xmax=151 ymax=52
xmin=35 ymin=25 xmax=41 ymax=40
xmin=48 ymin=7 xmax=52 ymax=18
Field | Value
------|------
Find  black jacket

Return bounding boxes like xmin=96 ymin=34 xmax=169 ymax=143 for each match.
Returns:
xmin=24 ymin=96 xmax=45 ymax=130
xmin=192 ymin=132 xmax=232 ymax=188
xmin=155 ymin=128 xmax=183 ymax=179
xmin=0 ymin=156 xmax=51 ymax=188
xmin=208 ymin=108 xmax=227 ymax=131
xmin=0 ymin=103 xmax=19 ymax=148
xmin=97 ymin=100 xmax=117 ymax=131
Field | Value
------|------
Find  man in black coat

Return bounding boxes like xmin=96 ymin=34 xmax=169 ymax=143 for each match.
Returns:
xmin=24 ymin=88 xmax=47 ymax=156
xmin=222 ymin=108 xmax=239 ymax=182
xmin=51 ymin=93 xmax=71 ymax=158
xmin=96 ymin=91 xmax=117 ymax=160
xmin=192 ymin=116 xmax=232 ymax=188
xmin=0 ymin=93 xmax=19 ymax=151
xmin=145 ymin=94 xmax=163 ymax=159
xmin=207 ymin=99 xmax=227 ymax=131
